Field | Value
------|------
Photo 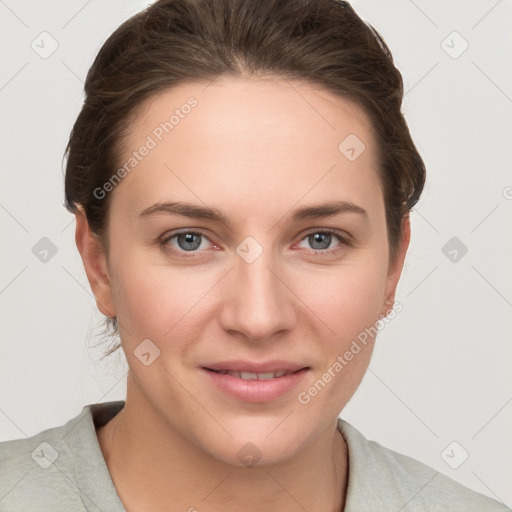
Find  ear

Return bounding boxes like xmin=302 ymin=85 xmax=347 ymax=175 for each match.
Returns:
xmin=74 ymin=206 xmax=116 ymax=318
xmin=380 ymin=215 xmax=410 ymax=317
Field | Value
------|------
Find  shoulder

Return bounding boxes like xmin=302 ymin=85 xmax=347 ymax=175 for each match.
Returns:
xmin=338 ymin=419 xmax=510 ymax=512
xmin=0 ymin=410 xmax=85 ymax=510
xmin=0 ymin=402 xmax=125 ymax=512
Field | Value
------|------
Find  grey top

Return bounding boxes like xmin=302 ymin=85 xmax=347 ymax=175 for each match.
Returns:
xmin=0 ymin=401 xmax=509 ymax=511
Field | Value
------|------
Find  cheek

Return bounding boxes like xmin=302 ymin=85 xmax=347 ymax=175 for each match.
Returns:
xmin=294 ymin=262 xmax=387 ymax=415
xmin=109 ymin=252 xmax=215 ymax=343
xmin=298 ymin=258 xmax=387 ymax=341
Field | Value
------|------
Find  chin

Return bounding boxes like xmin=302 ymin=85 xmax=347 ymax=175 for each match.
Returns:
xmin=195 ymin=421 xmax=309 ymax=469
xmin=215 ymin=441 xmax=298 ymax=469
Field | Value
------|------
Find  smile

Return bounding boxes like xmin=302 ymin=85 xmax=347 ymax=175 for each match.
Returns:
xmin=207 ymin=369 xmax=294 ymax=380
xmin=202 ymin=363 xmax=310 ymax=402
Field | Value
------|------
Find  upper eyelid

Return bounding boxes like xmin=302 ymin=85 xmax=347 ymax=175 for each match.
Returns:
xmin=295 ymin=229 xmax=352 ymax=250
xmin=162 ymin=228 xmax=350 ymax=250
xmin=163 ymin=228 xmax=214 ymax=242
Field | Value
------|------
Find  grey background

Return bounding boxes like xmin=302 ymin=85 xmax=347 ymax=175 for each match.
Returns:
xmin=1 ymin=0 xmax=511 ymax=506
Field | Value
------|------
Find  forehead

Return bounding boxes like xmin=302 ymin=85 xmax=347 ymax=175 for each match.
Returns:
xmin=111 ymin=76 xmax=382 ymax=220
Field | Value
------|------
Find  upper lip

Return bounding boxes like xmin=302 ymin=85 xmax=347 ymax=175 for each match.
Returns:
xmin=203 ymin=360 xmax=308 ymax=373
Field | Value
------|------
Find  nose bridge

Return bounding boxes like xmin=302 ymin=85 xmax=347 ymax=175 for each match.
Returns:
xmin=219 ymin=238 xmax=295 ymax=340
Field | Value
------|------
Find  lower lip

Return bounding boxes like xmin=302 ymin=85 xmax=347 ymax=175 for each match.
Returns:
xmin=202 ymin=368 xmax=309 ymax=402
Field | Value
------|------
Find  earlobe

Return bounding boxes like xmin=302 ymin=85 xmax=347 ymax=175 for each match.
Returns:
xmin=380 ymin=215 xmax=411 ymax=318
xmin=74 ymin=207 xmax=116 ymax=318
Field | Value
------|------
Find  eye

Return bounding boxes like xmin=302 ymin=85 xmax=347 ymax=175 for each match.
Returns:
xmin=296 ymin=229 xmax=351 ymax=255
xmin=159 ymin=228 xmax=352 ymax=259
xmin=160 ymin=230 xmax=214 ymax=257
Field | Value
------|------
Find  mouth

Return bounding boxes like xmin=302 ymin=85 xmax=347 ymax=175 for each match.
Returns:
xmin=201 ymin=361 xmax=310 ymax=402
xmin=204 ymin=368 xmax=304 ymax=380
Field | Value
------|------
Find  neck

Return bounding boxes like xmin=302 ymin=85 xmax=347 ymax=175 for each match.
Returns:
xmin=97 ymin=373 xmax=348 ymax=512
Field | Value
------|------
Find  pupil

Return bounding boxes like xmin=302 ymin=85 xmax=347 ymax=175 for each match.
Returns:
xmin=178 ymin=233 xmax=201 ymax=251
xmin=310 ymin=233 xmax=331 ymax=250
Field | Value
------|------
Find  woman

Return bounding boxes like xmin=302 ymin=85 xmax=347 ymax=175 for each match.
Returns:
xmin=0 ymin=0 xmax=509 ymax=510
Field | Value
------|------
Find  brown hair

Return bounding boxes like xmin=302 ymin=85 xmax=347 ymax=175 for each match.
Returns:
xmin=64 ymin=0 xmax=425 ymax=354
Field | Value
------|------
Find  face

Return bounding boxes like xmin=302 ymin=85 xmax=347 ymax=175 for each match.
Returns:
xmin=78 ymin=76 xmax=409 ymax=466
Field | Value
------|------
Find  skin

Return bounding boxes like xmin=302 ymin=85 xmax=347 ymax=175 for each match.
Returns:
xmin=75 ymin=76 xmax=410 ymax=512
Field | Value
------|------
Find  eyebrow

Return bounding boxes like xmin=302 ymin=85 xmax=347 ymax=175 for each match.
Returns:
xmin=137 ymin=200 xmax=367 ymax=226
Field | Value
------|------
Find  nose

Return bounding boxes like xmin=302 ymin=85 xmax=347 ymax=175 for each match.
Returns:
xmin=217 ymin=245 xmax=296 ymax=343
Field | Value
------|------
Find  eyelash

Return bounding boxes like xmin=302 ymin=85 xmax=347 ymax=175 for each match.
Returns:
xmin=159 ymin=228 xmax=353 ymax=259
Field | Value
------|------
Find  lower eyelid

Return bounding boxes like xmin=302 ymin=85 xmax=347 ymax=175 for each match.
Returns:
xmin=161 ymin=230 xmax=351 ymax=256
xmin=161 ymin=231 xmax=214 ymax=253
xmin=298 ymin=230 xmax=351 ymax=250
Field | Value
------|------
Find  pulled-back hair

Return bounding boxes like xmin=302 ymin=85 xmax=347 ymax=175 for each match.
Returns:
xmin=64 ymin=0 xmax=425 ymax=351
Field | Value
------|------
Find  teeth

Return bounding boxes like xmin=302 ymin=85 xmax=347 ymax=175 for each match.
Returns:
xmin=257 ymin=372 xmax=276 ymax=380
xmin=223 ymin=370 xmax=290 ymax=380
xmin=240 ymin=371 xmax=258 ymax=380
